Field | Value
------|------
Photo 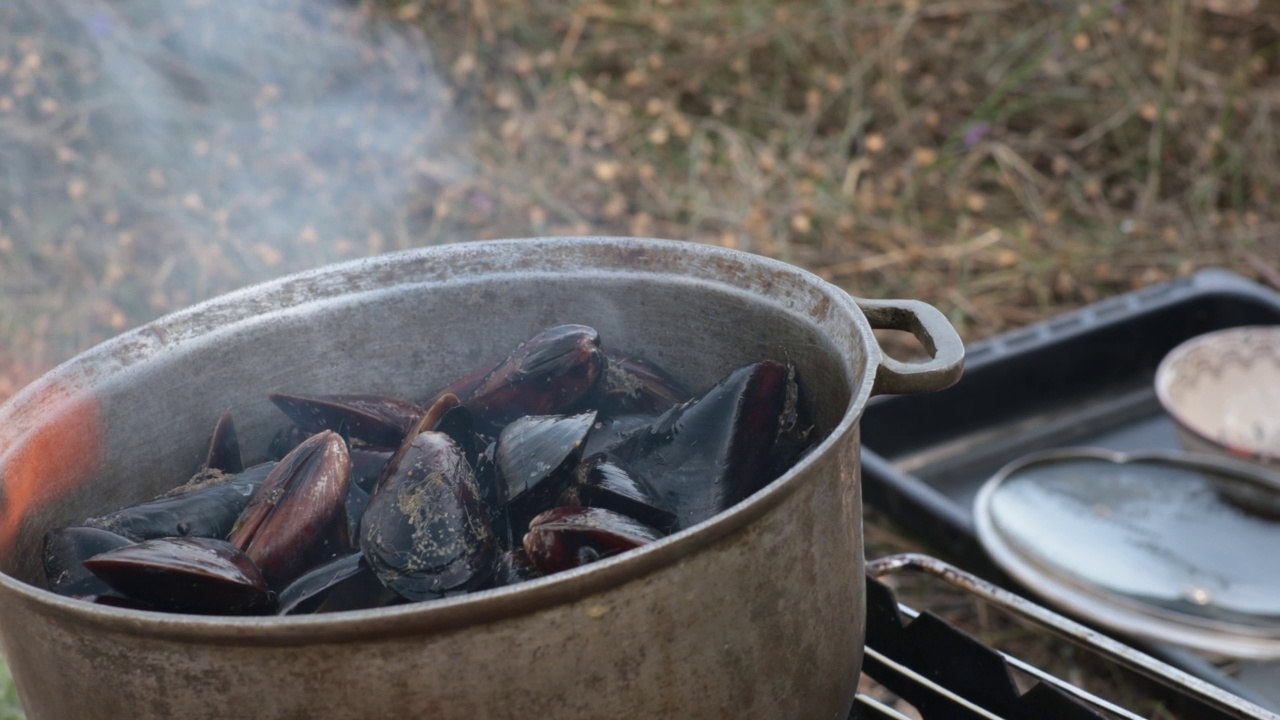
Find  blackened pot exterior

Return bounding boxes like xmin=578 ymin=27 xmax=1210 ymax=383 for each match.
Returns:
xmin=0 ymin=237 xmax=963 ymax=719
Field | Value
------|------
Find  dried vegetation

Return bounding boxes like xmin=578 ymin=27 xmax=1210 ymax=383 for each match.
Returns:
xmin=2 ymin=0 xmax=1280 ymax=385
xmin=404 ymin=0 xmax=1280 ymax=332
xmin=2 ymin=0 xmax=1280 ymax=715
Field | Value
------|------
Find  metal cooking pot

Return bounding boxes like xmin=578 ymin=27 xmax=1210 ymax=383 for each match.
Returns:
xmin=0 ymin=237 xmax=963 ymax=719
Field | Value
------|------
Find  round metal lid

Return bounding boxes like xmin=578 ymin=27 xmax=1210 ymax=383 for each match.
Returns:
xmin=974 ymin=447 xmax=1280 ymax=659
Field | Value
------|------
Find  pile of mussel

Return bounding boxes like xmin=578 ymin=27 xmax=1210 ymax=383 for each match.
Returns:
xmin=43 ymin=325 xmax=818 ymax=615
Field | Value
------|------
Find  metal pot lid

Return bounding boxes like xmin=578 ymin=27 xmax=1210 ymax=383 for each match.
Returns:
xmin=974 ymin=447 xmax=1280 ymax=659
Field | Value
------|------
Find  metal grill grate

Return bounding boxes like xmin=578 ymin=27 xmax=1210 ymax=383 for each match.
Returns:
xmin=852 ymin=555 xmax=1280 ymax=720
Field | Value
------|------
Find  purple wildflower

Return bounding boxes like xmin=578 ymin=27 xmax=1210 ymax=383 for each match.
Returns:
xmin=963 ymin=122 xmax=991 ymax=149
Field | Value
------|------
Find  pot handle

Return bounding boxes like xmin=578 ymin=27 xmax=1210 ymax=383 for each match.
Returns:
xmin=857 ymin=298 xmax=965 ymax=396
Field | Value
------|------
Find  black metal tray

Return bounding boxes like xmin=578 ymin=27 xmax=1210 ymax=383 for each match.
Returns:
xmin=859 ymin=268 xmax=1280 ymax=711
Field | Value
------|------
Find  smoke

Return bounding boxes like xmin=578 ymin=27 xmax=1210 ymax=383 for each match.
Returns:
xmin=0 ymin=0 xmax=471 ymax=376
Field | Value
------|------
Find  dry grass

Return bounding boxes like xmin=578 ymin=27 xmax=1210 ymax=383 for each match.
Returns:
xmin=2 ymin=0 xmax=1279 ymax=377
xmin=402 ymin=0 xmax=1280 ymax=341
xmin=2 ymin=0 xmax=1280 ymax=715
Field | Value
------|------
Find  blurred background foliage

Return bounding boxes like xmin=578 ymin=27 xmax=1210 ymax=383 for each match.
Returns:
xmin=1 ymin=0 xmax=1278 ymax=715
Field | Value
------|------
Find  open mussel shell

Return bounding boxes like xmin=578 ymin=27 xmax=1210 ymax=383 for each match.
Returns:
xmin=83 ymin=462 xmax=275 ymax=542
xmin=269 ymin=392 xmax=426 ymax=448
xmin=82 ymin=537 xmax=273 ymax=615
xmin=496 ymin=411 xmax=597 ymax=504
xmin=360 ymin=431 xmax=496 ymax=601
xmin=594 ymin=354 xmax=690 ymax=415
xmin=42 ymin=526 xmax=134 ymax=598
xmin=618 ymin=360 xmax=792 ymax=530
xmin=495 ymin=411 xmax=597 ymax=539
xmin=275 ymin=552 xmax=400 ymax=615
xmin=523 ymin=506 xmax=664 ymax=575
xmin=563 ymin=454 xmax=676 ymax=532
xmin=579 ymin=413 xmax=657 ymax=459
xmin=228 ymin=431 xmax=353 ymax=589
xmin=205 ymin=411 xmax=244 ymax=474
xmin=466 ymin=324 xmax=605 ymax=432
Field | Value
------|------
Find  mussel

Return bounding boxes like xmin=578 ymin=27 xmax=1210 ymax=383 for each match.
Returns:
xmin=204 ymin=410 xmax=244 ymax=474
xmin=43 ymin=526 xmax=134 ymax=598
xmin=616 ymin=360 xmax=794 ymax=530
xmin=466 ymin=324 xmax=605 ymax=431
xmin=523 ymin=506 xmax=664 ymax=574
xmin=579 ymin=413 xmax=659 ymax=459
xmin=495 ymin=412 xmax=596 ymax=505
xmin=228 ymin=431 xmax=352 ymax=589
xmin=269 ymin=392 xmax=426 ymax=448
xmin=49 ymin=322 xmax=821 ymax=617
xmin=82 ymin=537 xmax=273 ymax=615
xmin=561 ymin=454 xmax=676 ymax=532
xmin=84 ymin=462 xmax=275 ymax=542
xmin=594 ymin=354 xmax=690 ymax=415
xmin=275 ymin=552 xmax=399 ymax=615
xmin=360 ymin=431 xmax=496 ymax=601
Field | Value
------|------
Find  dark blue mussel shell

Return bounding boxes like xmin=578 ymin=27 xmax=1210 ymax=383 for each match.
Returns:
xmin=613 ymin=360 xmax=795 ymax=531
xmin=83 ymin=462 xmax=275 ymax=542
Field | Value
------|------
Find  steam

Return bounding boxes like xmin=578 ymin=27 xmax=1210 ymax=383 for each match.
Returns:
xmin=0 ymin=0 xmax=471 ymax=371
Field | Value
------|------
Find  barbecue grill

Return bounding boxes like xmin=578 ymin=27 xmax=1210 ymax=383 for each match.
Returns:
xmin=854 ymin=555 xmax=1277 ymax=719
xmin=861 ymin=268 xmax=1280 ymax=715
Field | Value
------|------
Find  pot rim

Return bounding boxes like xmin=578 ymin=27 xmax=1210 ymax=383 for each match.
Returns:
xmin=0 ymin=236 xmax=879 ymax=642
